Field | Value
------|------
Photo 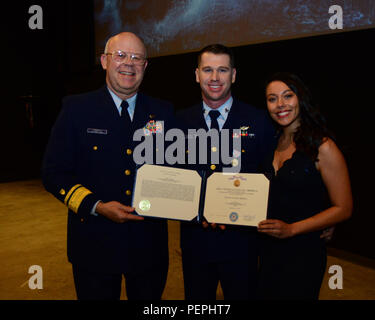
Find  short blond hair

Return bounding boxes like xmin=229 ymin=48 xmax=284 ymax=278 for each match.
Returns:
xmin=103 ymin=33 xmax=147 ymax=57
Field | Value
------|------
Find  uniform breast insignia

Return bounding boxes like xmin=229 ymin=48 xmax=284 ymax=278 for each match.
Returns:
xmin=232 ymin=125 xmax=255 ymax=138
xmin=143 ymin=120 xmax=163 ymax=136
xmin=240 ymin=126 xmax=249 ymax=136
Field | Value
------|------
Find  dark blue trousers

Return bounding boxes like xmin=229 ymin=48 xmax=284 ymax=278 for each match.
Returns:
xmin=72 ymin=264 xmax=168 ymax=300
xmin=182 ymin=256 xmax=258 ymax=300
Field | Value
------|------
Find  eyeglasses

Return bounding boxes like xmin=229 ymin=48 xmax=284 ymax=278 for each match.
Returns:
xmin=105 ymin=50 xmax=146 ymax=65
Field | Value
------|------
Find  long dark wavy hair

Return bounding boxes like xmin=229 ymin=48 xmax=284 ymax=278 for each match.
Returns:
xmin=265 ymin=72 xmax=333 ymax=161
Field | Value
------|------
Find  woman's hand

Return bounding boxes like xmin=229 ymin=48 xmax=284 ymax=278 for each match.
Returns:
xmin=257 ymin=219 xmax=295 ymax=239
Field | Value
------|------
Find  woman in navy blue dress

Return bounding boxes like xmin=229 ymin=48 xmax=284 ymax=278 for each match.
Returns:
xmin=257 ymin=73 xmax=353 ymax=300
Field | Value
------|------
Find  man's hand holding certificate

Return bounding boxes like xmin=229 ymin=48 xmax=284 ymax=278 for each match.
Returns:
xmin=132 ymin=164 xmax=269 ymax=226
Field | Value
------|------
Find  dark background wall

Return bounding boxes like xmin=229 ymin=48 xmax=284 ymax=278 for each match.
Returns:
xmin=4 ymin=1 xmax=374 ymax=259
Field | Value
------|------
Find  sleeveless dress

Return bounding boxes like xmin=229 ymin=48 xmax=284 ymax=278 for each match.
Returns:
xmin=257 ymin=150 xmax=330 ymax=300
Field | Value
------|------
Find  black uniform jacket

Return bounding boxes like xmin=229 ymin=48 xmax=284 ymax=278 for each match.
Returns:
xmin=42 ymin=86 xmax=175 ymax=274
xmin=177 ymin=98 xmax=276 ymax=263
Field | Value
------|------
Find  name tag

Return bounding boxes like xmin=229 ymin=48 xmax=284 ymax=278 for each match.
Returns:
xmin=87 ymin=128 xmax=108 ymax=135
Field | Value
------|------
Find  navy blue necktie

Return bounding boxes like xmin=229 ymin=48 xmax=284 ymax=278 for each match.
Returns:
xmin=209 ymin=110 xmax=220 ymax=131
xmin=120 ymin=100 xmax=131 ymax=123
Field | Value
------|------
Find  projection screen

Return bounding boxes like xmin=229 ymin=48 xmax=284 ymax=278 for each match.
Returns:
xmin=94 ymin=0 xmax=375 ymax=58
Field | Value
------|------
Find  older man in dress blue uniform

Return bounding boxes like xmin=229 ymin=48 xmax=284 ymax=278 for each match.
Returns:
xmin=42 ymin=32 xmax=175 ymax=300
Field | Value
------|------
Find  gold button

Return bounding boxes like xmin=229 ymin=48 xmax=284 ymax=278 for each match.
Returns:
xmin=212 ymin=147 xmax=217 ymax=152
xmin=125 ymin=170 xmax=131 ymax=176
xmin=80 ymin=218 xmax=84 ymax=222
xmin=93 ymin=146 xmax=98 ymax=151
xmin=242 ymin=149 xmax=245 ymax=153
xmin=210 ymin=164 xmax=216 ymax=170
xmin=59 ymin=189 xmax=66 ymax=196
xmin=126 ymin=190 xmax=132 ymax=196
xmin=232 ymin=159 xmax=239 ymax=167
xmin=126 ymin=149 xmax=132 ymax=155
xmin=186 ymin=150 xmax=189 ymax=154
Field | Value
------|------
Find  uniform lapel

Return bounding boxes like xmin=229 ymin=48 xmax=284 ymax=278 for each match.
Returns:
xmin=132 ymin=93 xmax=152 ymax=131
xmin=96 ymin=87 xmax=128 ymax=135
xmin=98 ymin=86 xmax=121 ymax=119
xmin=222 ymin=98 xmax=243 ymax=130
xmin=192 ymin=102 xmax=209 ymax=131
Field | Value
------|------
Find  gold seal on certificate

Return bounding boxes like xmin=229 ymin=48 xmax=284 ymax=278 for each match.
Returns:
xmin=139 ymin=200 xmax=151 ymax=211
xmin=203 ymin=173 xmax=269 ymax=226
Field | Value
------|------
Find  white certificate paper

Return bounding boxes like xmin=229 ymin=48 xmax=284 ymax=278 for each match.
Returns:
xmin=203 ymin=173 xmax=269 ymax=226
xmin=132 ymin=164 xmax=201 ymax=221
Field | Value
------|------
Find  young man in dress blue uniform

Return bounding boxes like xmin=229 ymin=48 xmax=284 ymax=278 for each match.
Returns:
xmin=42 ymin=32 xmax=175 ymax=300
xmin=177 ymin=44 xmax=276 ymax=300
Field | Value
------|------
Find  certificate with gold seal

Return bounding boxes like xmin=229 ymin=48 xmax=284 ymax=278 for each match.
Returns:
xmin=203 ymin=173 xmax=269 ymax=226
xmin=132 ymin=164 xmax=202 ymax=221
xmin=132 ymin=164 xmax=269 ymax=226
